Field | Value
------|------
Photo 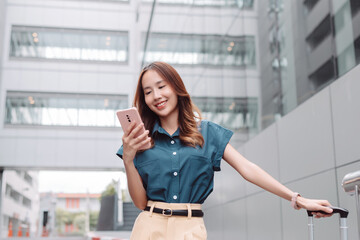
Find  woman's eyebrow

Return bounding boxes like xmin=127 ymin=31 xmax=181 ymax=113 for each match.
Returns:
xmin=143 ymin=80 xmax=164 ymax=90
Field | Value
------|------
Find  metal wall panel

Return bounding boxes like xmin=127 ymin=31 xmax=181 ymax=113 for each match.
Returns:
xmin=247 ymin=192 xmax=282 ymax=240
xmin=222 ymin=199 xmax=247 ymax=240
xmin=330 ymin=64 xmax=360 ymax=166
xmin=203 ymin=205 xmax=224 ymax=240
xmin=218 ymin=157 xmax=247 ymax=203
xmin=244 ymin=124 xmax=280 ymax=195
xmin=277 ymin=87 xmax=335 ymax=183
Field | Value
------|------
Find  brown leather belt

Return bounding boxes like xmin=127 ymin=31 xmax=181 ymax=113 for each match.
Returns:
xmin=144 ymin=206 xmax=204 ymax=217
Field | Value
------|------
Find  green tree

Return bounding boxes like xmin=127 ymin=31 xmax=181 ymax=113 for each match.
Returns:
xmin=90 ymin=211 xmax=99 ymax=231
xmin=101 ymin=180 xmax=118 ymax=197
xmin=56 ymin=208 xmax=72 ymax=235
xmin=73 ymin=214 xmax=86 ymax=233
xmin=56 ymin=209 xmax=90 ymax=236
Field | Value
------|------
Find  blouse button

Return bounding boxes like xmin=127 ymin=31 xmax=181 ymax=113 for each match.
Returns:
xmin=173 ymin=152 xmax=177 ymax=155
xmin=171 ymin=140 xmax=175 ymax=144
xmin=173 ymin=172 xmax=178 ymax=176
xmin=173 ymin=195 xmax=178 ymax=200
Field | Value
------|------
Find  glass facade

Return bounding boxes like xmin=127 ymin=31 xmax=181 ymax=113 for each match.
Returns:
xmin=141 ymin=3 xmax=258 ymax=137
xmin=142 ymin=0 xmax=253 ymax=8
xmin=63 ymin=0 xmax=129 ymax=1
xmin=193 ymin=97 xmax=257 ymax=130
xmin=5 ymin=92 xmax=128 ymax=127
xmin=259 ymin=0 xmax=360 ymax=129
xmin=144 ymin=33 xmax=256 ymax=67
xmin=10 ymin=26 xmax=129 ymax=63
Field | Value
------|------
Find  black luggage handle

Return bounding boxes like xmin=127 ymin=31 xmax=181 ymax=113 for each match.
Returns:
xmin=307 ymin=206 xmax=349 ymax=218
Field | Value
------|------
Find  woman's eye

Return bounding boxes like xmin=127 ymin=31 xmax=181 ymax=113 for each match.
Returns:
xmin=145 ymin=91 xmax=151 ymax=95
xmin=159 ymin=85 xmax=166 ymax=89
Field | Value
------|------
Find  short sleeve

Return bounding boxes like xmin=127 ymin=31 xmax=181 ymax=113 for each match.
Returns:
xmin=206 ymin=121 xmax=233 ymax=171
xmin=116 ymin=145 xmax=124 ymax=159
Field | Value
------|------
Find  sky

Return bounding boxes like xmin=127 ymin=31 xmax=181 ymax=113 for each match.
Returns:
xmin=38 ymin=170 xmax=127 ymax=193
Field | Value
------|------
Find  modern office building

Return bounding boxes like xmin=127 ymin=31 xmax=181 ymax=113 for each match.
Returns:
xmin=203 ymin=0 xmax=360 ymax=239
xmin=1 ymin=170 xmax=39 ymax=237
xmin=0 ymin=0 xmax=359 ymax=239
xmin=0 ymin=0 xmax=258 ymax=237
xmin=258 ymin=0 xmax=360 ymax=129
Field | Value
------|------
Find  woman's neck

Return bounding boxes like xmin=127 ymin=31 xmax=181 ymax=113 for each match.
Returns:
xmin=159 ymin=111 xmax=179 ymax=136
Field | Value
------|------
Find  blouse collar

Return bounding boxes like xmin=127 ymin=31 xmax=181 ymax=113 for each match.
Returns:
xmin=152 ymin=121 xmax=180 ymax=138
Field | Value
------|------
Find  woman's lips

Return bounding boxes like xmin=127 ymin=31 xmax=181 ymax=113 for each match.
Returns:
xmin=155 ymin=100 xmax=167 ymax=110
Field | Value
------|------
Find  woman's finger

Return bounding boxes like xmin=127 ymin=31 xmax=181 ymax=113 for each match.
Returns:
xmin=124 ymin=121 xmax=137 ymax=136
xmin=315 ymin=200 xmax=333 ymax=214
xmin=313 ymin=211 xmax=333 ymax=218
xmin=132 ymin=129 xmax=149 ymax=144
xmin=128 ymin=122 xmax=144 ymax=138
xmin=321 ymin=206 xmax=333 ymax=214
xmin=134 ymin=136 xmax=151 ymax=150
xmin=124 ymin=128 xmax=149 ymax=150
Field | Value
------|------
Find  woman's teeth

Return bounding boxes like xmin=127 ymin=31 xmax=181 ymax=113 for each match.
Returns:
xmin=156 ymin=102 xmax=166 ymax=107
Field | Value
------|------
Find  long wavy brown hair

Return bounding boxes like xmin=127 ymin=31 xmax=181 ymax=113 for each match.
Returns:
xmin=133 ymin=62 xmax=204 ymax=148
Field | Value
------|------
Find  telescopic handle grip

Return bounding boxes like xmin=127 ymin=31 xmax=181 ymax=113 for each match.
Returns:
xmin=307 ymin=206 xmax=349 ymax=218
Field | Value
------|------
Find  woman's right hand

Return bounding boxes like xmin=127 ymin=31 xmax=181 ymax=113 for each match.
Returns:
xmin=121 ymin=122 xmax=150 ymax=209
xmin=122 ymin=121 xmax=151 ymax=164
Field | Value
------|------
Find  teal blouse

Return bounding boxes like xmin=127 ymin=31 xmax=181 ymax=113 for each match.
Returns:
xmin=116 ymin=120 xmax=233 ymax=204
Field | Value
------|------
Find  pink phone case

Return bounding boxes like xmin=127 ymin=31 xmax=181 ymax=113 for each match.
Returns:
xmin=116 ymin=107 xmax=151 ymax=150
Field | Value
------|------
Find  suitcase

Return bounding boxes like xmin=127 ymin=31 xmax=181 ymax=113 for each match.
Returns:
xmin=307 ymin=206 xmax=349 ymax=240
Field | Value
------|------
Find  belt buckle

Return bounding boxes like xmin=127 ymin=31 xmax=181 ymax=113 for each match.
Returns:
xmin=162 ymin=208 xmax=172 ymax=216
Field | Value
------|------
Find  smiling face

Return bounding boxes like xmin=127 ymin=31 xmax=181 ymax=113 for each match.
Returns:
xmin=142 ymin=69 xmax=179 ymax=121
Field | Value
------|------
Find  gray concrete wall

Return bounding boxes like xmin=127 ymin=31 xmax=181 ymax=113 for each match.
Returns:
xmin=203 ymin=63 xmax=360 ymax=240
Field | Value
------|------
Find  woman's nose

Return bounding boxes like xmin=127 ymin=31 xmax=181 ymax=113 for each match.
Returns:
xmin=153 ymin=89 xmax=161 ymax=99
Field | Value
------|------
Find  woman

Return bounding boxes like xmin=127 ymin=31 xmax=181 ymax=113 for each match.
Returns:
xmin=117 ymin=61 xmax=333 ymax=240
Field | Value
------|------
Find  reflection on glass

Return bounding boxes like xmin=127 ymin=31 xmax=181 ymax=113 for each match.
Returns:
xmin=303 ymin=0 xmax=320 ymax=14
xmin=306 ymin=15 xmax=332 ymax=51
xmin=144 ymin=33 xmax=256 ymax=66
xmin=10 ymin=26 xmax=128 ymax=62
xmin=332 ymin=0 xmax=357 ymax=76
xmin=5 ymin=92 xmax=128 ymax=127
xmin=65 ymin=0 xmax=129 ymax=1
xmin=142 ymin=0 xmax=253 ymax=8
xmin=193 ymin=97 xmax=257 ymax=131
xmin=259 ymin=0 xmax=360 ymax=130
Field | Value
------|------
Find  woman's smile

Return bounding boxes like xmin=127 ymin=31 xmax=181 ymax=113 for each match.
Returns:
xmin=155 ymin=100 xmax=167 ymax=109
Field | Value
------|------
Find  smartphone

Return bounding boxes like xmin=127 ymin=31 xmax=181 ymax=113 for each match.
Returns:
xmin=116 ymin=107 xmax=151 ymax=150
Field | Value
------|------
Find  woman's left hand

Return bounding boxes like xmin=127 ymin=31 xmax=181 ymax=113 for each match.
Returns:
xmin=296 ymin=196 xmax=333 ymax=218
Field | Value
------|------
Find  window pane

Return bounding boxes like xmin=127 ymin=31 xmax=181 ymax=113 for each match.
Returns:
xmin=10 ymin=26 xmax=128 ymax=63
xmin=5 ymin=92 xmax=128 ymax=127
xmin=142 ymin=0 xmax=253 ymax=8
xmin=24 ymin=172 xmax=33 ymax=186
xmin=192 ymin=97 xmax=258 ymax=130
xmin=332 ymin=0 xmax=357 ymax=76
xmin=144 ymin=33 xmax=256 ymax=67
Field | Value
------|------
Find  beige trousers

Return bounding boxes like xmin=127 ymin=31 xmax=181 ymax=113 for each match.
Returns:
xmin=130 ymin=201 xmax=207 ymax=240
